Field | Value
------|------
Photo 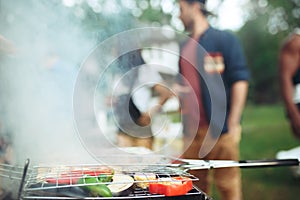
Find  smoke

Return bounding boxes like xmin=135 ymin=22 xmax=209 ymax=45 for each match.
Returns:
xmin=0 ymin=0 xmax=135 ymax=166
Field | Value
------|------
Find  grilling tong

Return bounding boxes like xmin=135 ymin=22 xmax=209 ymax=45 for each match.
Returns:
xmin=167 ymin=158 xmax=300 ymax=172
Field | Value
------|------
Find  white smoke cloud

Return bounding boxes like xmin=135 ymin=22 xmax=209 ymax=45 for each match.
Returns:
xmin=0 ymin=0 xmax=134 ymax=166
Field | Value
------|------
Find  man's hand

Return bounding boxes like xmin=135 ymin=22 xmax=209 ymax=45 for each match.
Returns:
xmin=137 ymin=113 xmax=151 ymax=127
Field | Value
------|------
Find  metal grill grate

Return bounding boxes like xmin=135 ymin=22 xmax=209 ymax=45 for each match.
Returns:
xmin=22 ymin=163 xmax=200 ymax=198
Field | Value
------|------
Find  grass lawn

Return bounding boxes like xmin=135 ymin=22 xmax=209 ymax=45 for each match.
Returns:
xmin=212 ymin=104 xmax=300 ymax=200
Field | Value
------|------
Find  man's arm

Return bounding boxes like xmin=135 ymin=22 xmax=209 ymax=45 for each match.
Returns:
xmin=279 ymin=35 xmax=300 ymax=138
xmin=227 ymin=81 xmax=248 ymax=131
xmin=153 ymin=84 xmax=173 ymax=105
xmin=147 ymin=84 xmax=174 ymax=116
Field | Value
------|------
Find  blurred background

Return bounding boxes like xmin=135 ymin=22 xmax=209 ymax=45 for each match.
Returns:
xmin=0 ymin=0 xmax=300 ymax=199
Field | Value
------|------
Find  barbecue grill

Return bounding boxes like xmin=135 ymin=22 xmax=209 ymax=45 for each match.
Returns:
xmin=1 ymin=153 xmax=299 ymax=200
xmin=1 ymin=155 xmax=211 ymax=200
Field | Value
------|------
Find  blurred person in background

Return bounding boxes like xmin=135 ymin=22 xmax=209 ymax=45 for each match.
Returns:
xmin=0 ymin=34 xmax=15 ymax=165
xmin=0 ymin=34 xmax=16 ymax=200
xmin=279 ymin=28 xmax=300 ymax=139
xmin=175 ymin=0 xmax=250 ymax=199
xmin=113 ymin=49 xmax=172 ymax=150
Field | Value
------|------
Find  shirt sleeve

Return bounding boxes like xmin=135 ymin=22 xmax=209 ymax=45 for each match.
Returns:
xmin=138 ymin=64 xmax=163 ymax=85
xmin=223 ymin=33 xmax=250 ymax=86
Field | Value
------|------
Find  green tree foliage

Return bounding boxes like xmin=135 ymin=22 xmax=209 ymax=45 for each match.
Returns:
xmin=2 ymin=0 xmax=299 ymax=104
xmin=238 ymin=0 xmax=300 ymax=104
xmin=238 ymin=16 xmax=281 ymax=103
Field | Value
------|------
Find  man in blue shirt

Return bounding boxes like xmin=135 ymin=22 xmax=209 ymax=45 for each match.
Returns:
xmin=176 ymin=0 xmax=250 ymax=199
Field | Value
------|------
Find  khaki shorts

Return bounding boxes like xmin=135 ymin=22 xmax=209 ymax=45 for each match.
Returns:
xmin=183 ymin=125 xmax=242 ymax=200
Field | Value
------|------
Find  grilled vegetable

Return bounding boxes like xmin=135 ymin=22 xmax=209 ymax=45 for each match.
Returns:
xmin=72 ymin=167 xmax=114 ymax=177
xmin=149 ymin=177 xmax=193 ymax=196
xmin=77 ymin=175 xmax=112 ymax=197
xmin=46 ymin=167 xmax=114 ymax=185
xmin=90 ymin=184 xmax=112 ymax=197
xmin=134 ymin=173 xmax=156 ymax=189
xmin=98 ymin=174 xmax=113 ymax=183
xmin=107 ymin=174 xmax=134 ymax=196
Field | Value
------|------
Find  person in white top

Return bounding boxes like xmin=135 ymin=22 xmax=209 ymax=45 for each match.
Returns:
xmin=114 ymin=49 xmax=172 ymax=150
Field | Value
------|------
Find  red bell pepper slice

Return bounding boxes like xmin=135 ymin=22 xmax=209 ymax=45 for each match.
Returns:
xmin=45 ymin=167 xmax=114 ymax=185
xmin=149 ymin=177 xmax=193 ymax=196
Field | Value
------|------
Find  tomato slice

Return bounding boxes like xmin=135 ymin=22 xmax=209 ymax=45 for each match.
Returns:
xmin=149 ymin=177 xmax=193 ymax=196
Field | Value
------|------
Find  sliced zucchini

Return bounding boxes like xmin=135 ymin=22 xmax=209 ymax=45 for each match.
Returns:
xmin=107 ymin=174 xmax=134 ymax=196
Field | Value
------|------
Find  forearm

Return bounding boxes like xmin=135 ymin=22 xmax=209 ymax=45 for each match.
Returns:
xmin=153 ymin=84 xmax=173 ymax=105
xmin=281 ymin=78 xmax=300 ymax=138
xmin=280 ymin=76 xmax=299 ymax=118
xmin=228 ymin=81 xmax=249 ymax=127
xmin=281 ymin=82 xmax=300 ymax=137
xmin=146 ymin=84 xmax=173 ymax=116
